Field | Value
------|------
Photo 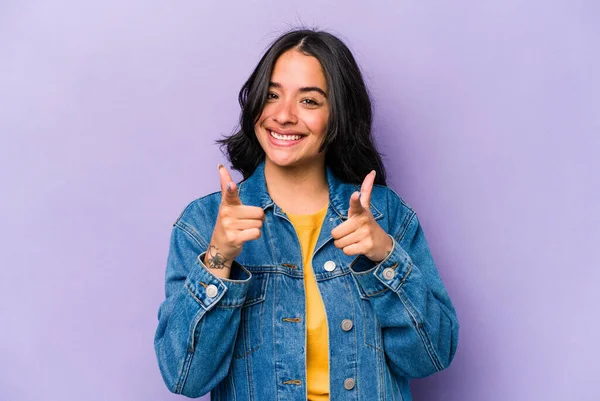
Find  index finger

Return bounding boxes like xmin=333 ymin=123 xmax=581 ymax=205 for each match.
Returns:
xmin=360 ymin=170 xmax=376 ymax=209
xmin=218 ymin=164 xmax=242 ymax=206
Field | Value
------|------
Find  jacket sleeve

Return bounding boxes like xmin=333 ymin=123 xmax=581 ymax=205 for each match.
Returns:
xmin=154 ymin=220 xmax=251 ymax=397
xmin=350 ymin=208 xmax=459 ymax=379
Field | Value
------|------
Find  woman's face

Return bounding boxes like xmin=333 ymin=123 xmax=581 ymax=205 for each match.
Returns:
xmin=254 ymin=49 xmax=329 ymax=170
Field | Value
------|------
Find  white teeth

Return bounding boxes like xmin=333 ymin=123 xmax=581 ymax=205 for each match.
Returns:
xmin=269 ymin=131 xmax=302 ymax=141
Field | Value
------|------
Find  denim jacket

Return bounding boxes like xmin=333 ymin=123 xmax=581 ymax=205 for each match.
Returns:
xmin=155 ymin=161 xmax=459 ymax=400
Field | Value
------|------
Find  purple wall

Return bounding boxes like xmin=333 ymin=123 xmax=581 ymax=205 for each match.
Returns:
xmin=1 ymin=1 xmax=598 ymax=400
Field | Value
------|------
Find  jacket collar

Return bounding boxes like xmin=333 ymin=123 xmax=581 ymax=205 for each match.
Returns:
xmin=238 ymin=160 xmax=382 ymax=220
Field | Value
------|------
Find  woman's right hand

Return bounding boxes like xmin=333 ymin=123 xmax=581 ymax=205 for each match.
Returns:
xmin=203 ymin=165 xmax=265 ymax=278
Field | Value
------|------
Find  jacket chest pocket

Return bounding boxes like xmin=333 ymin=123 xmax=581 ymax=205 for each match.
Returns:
xmin=233 ymin=272 xmax=269 ymax=358
xmin=343 ymin=255 xmax=385 ymax=353
xmin=355 ymin=285 xmax=385 ymax=353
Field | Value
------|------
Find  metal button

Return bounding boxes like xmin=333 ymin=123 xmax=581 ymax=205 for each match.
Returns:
xmin=341 ymin=319 xmax=353 ymax=331
xmin=206 ymin=284 xmax=218 ymax=298
xmin=344 ymin=378 xmax=355 ymax=390
xmin=382 ymin=267 xmax=395 ymax=280
xmin=324 ymin=260 xmax=336 ymax=272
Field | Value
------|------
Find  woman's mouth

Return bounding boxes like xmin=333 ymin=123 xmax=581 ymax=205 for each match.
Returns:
xmin=267 ymin=130 xmax=305 ymax=146
xmin=269 ymin=130 xmax=303 ymax=141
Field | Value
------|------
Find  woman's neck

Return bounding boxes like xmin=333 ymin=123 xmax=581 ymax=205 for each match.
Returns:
xmin=264 ymin=159 xmax=329 ymax=215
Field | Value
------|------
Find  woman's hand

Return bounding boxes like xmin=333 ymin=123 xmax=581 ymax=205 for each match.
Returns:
xmin=204 ymin=165 xmax=265 ymax=277
xmin=331 ymin=171 xmax=393 ymax=262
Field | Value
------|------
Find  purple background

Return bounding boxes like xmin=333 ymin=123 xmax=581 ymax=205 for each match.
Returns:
xmin=1 ymin=1 xmax=598 ymax=400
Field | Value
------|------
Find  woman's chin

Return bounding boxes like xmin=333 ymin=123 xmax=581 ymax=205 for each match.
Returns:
xmin=265 ymin=157 xmax=299 ymax=169
xmin=264 ymin=150 xmax=301 ymax=168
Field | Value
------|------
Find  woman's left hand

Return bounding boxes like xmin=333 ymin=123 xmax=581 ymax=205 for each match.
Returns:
xmin=331 ymin=171 xmax=393 ymax=262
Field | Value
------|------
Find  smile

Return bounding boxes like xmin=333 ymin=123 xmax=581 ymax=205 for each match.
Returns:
xmin=268 ymin=130 xmax=303 ymax=141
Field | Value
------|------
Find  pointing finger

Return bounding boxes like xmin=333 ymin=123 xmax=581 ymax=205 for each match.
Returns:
xmin=218 ymin=164 xmax=242 ymax=206
xmin=348 ymin=191 xmax=364 ymax=218
xmin=360 ymin=170 xmax=376 ymax=209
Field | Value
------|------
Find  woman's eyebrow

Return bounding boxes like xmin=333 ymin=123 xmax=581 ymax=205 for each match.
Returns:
xmin=269 ymin=82 xmax=327 ymax=98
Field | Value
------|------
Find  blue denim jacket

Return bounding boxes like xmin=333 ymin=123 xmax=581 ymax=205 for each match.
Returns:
xmin=155 ymin=161 xmax=459 ymax=400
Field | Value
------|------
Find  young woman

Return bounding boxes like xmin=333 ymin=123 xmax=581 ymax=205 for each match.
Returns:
xmin=155 ymin=29 xmax=459 ymax=401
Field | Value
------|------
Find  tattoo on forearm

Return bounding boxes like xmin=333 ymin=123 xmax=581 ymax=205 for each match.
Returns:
xmin=207 ymin=245 xmax=230 ymax=269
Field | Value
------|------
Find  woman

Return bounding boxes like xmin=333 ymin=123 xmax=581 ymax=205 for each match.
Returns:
xmin=155 ymin=29 xmax=459 ymax=400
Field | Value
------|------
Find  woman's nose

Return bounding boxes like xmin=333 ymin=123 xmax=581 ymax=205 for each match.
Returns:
xmin=272 ymin=99 xmax=298 ymax=125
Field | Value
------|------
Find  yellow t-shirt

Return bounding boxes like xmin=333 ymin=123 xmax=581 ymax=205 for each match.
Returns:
xmin=287 ymin=204 xmax=330 ymax=401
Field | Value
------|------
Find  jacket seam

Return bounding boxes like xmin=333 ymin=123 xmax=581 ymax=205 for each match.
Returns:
xmin=173 ymin=192 xmax=221 ymax=226
xmin=188 ymin=306 xmax=206 ymax=353
xmin=185 ymin=282 xmax=204 ymax=306
xmin=393 ymin=210 xmax=444 ymax=371
xmin=230 ymin=371 xmax=238 ymax=401
xmin=174 ymin=351 xmax=194 ymax=394
xmin=395 ymin=210 xmax=416 ymax=243
xmin=361 ymin=294 xmax=385 ymax=353
xmin=396 ymin=289 xmax=443 ymax=372
xmin=175 ymin=221 xmax=209 ymax=251
xmin=273 ymin=261 xmax=280 ymax=401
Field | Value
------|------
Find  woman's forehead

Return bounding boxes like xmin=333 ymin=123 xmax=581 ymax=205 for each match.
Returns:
xmin=270 ymin=50 xmax=327 ymax=91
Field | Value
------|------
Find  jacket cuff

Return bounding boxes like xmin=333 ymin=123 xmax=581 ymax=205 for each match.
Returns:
xmin=350 ymin=235 xmax=413 ymax=297
xmin=184 ymin=252 xmax=251 ymax=310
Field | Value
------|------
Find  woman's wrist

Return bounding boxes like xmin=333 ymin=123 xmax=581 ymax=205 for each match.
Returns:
xmin=203 ymin=244 xmax=232 ymax=279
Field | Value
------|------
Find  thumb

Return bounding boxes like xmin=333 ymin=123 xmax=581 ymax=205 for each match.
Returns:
xmin=348 ymin=191 xmax=364 ymax=218
xmin=218 ymin=164 xmax=242 ymax=206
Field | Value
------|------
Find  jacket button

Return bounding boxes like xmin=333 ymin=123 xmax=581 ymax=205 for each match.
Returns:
xmin=324 ymin=260 xmax=336 ymax=272
xmin=344 ymin=378 xmax=355 ymax=390
xmin=341 ymin=319 xmax=353 ymax=331
xmin=382 ymin=267 xmax=395 ymax=280
xmin=206 ymin=284 xmax=218 ymax=298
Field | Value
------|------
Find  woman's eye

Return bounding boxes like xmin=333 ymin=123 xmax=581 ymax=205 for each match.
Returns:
xmin=302 ymin=98 xmax=319 ymax=106
xmin=267 ymin=92 xmax=278 ymax=100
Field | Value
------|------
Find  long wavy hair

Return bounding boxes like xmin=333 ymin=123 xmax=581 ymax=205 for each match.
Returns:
xmin=218 ymin=29 xmax=387 ymax=186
